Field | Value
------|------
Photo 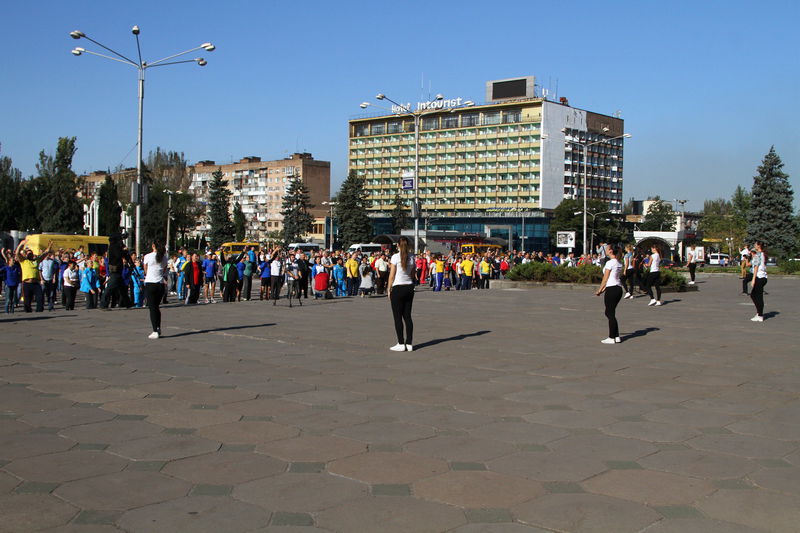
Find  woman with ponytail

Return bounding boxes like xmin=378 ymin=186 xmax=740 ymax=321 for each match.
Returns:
xmin=143 ymin=241 xmax=168 ymax=339
xmin=749 ymin=241 xmax=769 ymax=322
xmin=387 ymin=236 xmax=417 ymax=351
xmin=596 ymin=244 xmax=624 ymax=344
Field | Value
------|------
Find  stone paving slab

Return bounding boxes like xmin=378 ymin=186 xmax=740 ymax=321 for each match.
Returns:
xmin=0 ymin=275 xmax=798 ymax=531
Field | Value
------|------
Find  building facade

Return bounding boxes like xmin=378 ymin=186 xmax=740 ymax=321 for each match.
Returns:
xmin=348 ymin=77 xmax=625 ymax=219
xmin=188 ymin=153 xmax=330 ymax=241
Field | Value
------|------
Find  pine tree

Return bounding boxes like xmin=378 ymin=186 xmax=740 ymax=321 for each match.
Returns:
xmin=390 ymin=194 xmax=409 ymax=234
xmin=97 ymin=176 xmax=122 ymax=236
xmin=233 ymin=202 xmax=246 ymax=242
xmin=39 ymin=137 xmax=85 ymax=233
xmin=207 ymin=168 xmax=234 ymax=249
xmin=0 ymin=146 xmax=22 ymax=231
xmin=746 ymin=147 xmax=797 ymax=256
xmin=280 ymin=178 xmax=314 ymax=244
xmin=334 ymin=172 xmax=373 ymax=248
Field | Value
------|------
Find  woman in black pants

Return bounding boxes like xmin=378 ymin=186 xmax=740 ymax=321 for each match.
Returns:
xmin=750 ymin=242 xmax=768 ymax=322
xmin=387 ymin=236 xmax=417 ymax=352
xmin=596 ymin=244 xmax=624 ymax=344
xmin=645 ymin=245 xmax=662 ymax=306
xmin=143 ymin=242 xmax=168 ymax=339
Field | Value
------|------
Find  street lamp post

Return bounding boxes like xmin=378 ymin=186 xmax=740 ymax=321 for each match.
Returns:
xmin=575 ymin=210 xmax=612 ymax=254
xmin=70 ymin=27 xmax=215 ymax=256
xmin=360 ymin=95 xmax=474 ymax=253
xmin=164 ymin=190 xmax=175 ymax=252
xmin=563 ymin=131 xmax=631 ymax=254
xmin=322 ymin=201 xmax=337 ymax=252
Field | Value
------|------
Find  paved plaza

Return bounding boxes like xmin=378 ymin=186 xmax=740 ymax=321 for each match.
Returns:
xmin=1 ymin=274 xmax=798 ymax=532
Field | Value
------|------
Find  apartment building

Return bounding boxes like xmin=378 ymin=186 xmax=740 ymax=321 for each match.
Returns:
xmin=188 ymin=153 xmax=330 ymax=241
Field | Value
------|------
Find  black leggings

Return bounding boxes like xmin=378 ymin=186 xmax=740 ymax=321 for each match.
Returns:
xmin=63 ymin=286 xmax=77 ymax=310
xmin=604 ymin=285 xmax=623 ymax=338
xmin=390 ymin=284 xmax=415 ymax=345
xmin=145 ymin=283 xmax=165 ymax=333
xmin=751 ymin=277 xmax=767 ymax=316
xmin=624 ymin=269 xmax=636 ymax=294
xmin=645 ymin=271 xmax=661 ymax=300
xmin=688 ymin=263 xmax=697 ymax=282
xmin=743 ymin=273 xmax=752 ymax=294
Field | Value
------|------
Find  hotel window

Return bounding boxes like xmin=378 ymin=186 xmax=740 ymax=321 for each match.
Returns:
xmin=371 ymin=123 xmax=386 ymax=135
xmin=461 ymin=113 xmax=479 ymax=127
xmin=483 ymin=111 xmax=501 ymax=125
xmin=422 ymin=117 xmax=439 ymax=130
xmin=388 ymin=121 xmax=402 ymax=134
xmin=355 ymin=124 xmax=369 ymax=137
xmin=503 ymin=109 xmax=521 ymax=123
xmin=442 ymin=115 xmax=459 ymax=128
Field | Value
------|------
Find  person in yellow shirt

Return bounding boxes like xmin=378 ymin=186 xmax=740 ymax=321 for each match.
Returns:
xmin=479 ymin=255 xmax=492 ymax=289
xmin=16 ymin=238 xmax=52 ymax=313
xmin=460 ymin=255 xmax=474 ymax=290
xmin=345 ymin=253 xmax=360 ymax=296
xmin=433 ymin=255 xmax=445 ymax=292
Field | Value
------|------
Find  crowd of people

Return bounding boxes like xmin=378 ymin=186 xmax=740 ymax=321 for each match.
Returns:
xmin=0 ymin=236 xmax=771 ymax=345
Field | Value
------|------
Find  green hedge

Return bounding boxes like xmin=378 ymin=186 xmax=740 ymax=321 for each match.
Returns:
xmin=778 ymin=259 xmax=800 ymax=274
xmin=507 ymin=262 xmax=687 ymax=290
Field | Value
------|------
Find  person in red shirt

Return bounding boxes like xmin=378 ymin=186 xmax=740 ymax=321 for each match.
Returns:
xmin=184 ymin=253 xmax=204 ymax=304
xmin=313 ymin=269 xmax=330 ymax=299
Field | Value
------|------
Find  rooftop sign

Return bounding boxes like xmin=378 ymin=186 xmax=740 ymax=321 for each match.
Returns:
xmin=391 ymin=97 xmax=467 ymax=114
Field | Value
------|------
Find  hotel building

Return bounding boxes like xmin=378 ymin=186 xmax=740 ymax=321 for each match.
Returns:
xmin=348 ymin=77 xmax=626 ymax=249
xmin=188 ymin=152 xmax=330 ymax=241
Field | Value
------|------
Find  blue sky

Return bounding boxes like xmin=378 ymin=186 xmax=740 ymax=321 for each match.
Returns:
xmin=2 ymin=0 xmax=798 ymax=212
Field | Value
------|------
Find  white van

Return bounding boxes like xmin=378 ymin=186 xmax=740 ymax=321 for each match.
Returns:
xmin=287 ymin=242 xmax=321 ymax=254
xmin=707 ymin=253 xmax=730 ymax=265
xmin=347 ymin=243 xmax=383 ymax=255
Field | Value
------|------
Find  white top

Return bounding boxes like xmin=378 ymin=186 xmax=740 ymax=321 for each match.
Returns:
xmin=63 ymin=268 xmax=79 ymax=287
xmin=270 ymin=259 xmax=283 ymax=276
xmin=755 ymin=252 xmax=768 ymax=279
xmin=143 ymin=252 xmax=168 ymax=283
xmin=604 ymin=258 xmax=623 ymax=287
xmin=687 ymin=248 xmax=697 ymax=264
xmin=390 ymin=253 xmax=415 ymax=286
xmin=650 ymin=252 xmax=661 ymax=272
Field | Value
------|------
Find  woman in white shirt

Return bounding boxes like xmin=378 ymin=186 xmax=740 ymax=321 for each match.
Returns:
xmin=596 ymin=245 xmax=624 ymax=344
xmin=387 ymin=236 xmax=416 ymax=352
xmin=686 ymin=244 xmax=698 ymax=285
xmin=645 ymin=245 xmax=662 ymax=306
xmin=750 ymin=241 xmax=768 ymax=322
xmin=143 ymin=242 xmax=169 ymax=339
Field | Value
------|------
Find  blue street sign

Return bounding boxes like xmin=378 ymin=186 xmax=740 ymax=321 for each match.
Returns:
xmin=402 ymin=178 xmax=414 ymax=190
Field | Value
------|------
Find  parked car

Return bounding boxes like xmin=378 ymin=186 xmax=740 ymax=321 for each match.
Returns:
xmin=707 ymin=253 xmax=731 ymax=266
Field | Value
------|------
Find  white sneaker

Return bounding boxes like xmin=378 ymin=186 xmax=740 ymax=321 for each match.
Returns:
xmin=615 ymin=337 xmax=622 ymax=343
xmin=689 ymin=281 xmax=695 ymax=285
xmin=204 ymin=299 xmax=210 ymax=304
xmin=211 ymin=299 xmax=216 ymax=304
xmin=405 ymin=344 xmax=414 ymax=352
xmin=601 ymin=337 xmax=616 ymax=344
xmin=148 ymin=332 xmax=159 ymax=340
xmin=648 ymin=299 xmax=657 ymax=306
xmin=654 ymin=301 xmax=662 ymax=306
xmin=624 ymin=292 xmax=631 ymax=299
xmin=751 ymin=315 xmax=763 ymax=322
xmin=389 ymin=343 xmax=407 ymax=351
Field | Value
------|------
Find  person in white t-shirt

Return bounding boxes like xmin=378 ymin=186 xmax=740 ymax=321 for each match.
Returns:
xmin=387 ymin=236 xmax=417 ymax=352
xmin=645 ymin=245 xmax=662 ymax=306
xmin=749 ymin=241 xmax=769 ymax=322
xmin=142 ymin=242 xmax=169 ymax=339
xmin=686 ymin=244 xmax=698 ymax=285
xmin=596 ymin=244 xmax=624 ymax=344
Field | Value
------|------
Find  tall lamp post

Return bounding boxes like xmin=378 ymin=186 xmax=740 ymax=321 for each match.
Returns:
xmin=360 ymin=95 xmax=473 ymax=253
xmin=69 ymin=27 xmax=215 ymax=256
xmin=574 ymin=209 xmax=611 ymax=253
xmin=563 ymin=130 xmax=631 ymax=254
xmin=322 ymin=201 xmax=337 ymax=252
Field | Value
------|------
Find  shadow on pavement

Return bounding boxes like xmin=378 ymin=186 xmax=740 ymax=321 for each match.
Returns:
xmin=624 ymin=327 xmax=660 ymax=340
xmin=415 ymin=330 xmax=492 ymax=349
xmin=764 ymin=311 xmax=780 ymax=320
xmin=165 ymin=323 xmax=276 ymax=338
xmin=0 ymin=314 xmax=76 ymax=323
xmin=660 ymin=299 xmax=682 ymax=305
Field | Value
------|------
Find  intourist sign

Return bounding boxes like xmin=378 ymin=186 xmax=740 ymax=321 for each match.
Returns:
xmin=391 ymin=97 xmax=467 ymax=114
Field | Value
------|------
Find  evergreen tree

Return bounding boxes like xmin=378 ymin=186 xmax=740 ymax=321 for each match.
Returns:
xmin=390 ymin=194 xmax=409 ymax=233
xmin=334 ymin=172 xmax=373 ymax=248
xmin=640 ymin=198 xmax=676 ymax=231
xmin=97 ymin=176 xmax=122 ymax=236
xmin=746 ymin=147 xmax=797 ymax=256
xmin=0 ymin=146 xmax=22 ymax=231
xmin=233 ymin=202 xmax=246 ymax=242
xmin=207 ymin=168 xmax=234 ymax=249
xmin=39 ymin=137 xmax=85 ymax=234
xmin=280 ymin=178 xmax=314 ymax=244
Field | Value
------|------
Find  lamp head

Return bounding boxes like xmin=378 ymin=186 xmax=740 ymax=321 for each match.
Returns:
xmin=463 ymin=100 xmax=474 ymax=106
xmin=602 ymin=126 xmax=610 ymax=132
xmin=375 ymin=93 xmax=385 ymax=100
xmin=70 ymin=30 xmax=85 ymax=39
xmin=560 ymin=128 xmax=566 ymax=133
xmin=623 ymin=133 xmax=632 ymax=138
xmin=196 ymin=58 xmax=207 ymax=66
xmin=131 ymin=25 xmax=140 ymax=35
xmin=71 ymin=48 xmax=84 ymax=56
xmin=360 ymin=102 xmax=370 ymax=109
xmin=435 ymin=93 xmax=444 ymax=100
xmin=201 ymin=43 xmax=215 ymax=51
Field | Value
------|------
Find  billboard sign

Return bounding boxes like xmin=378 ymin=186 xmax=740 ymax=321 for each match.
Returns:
xmin=556 ymin=231 xmax=576 ymax=249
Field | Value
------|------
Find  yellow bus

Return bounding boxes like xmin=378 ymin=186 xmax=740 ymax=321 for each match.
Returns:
xmin=459 ymin=243 xmax=503 ymax=255
xmin=23 ymin=234 xmax=110 ymax=255
xmin=220 ymin=242 xmax=260 ymax=257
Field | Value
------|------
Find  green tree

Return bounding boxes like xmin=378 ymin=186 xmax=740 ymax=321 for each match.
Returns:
xmin=171 ymin=192 xmax=201 ymax=248
xmin=549 ymin=198 xmax=621 ymax=252
xmin=233 ymin=202 xmax=246 ymax=242
xmin=207 ymin=168 xmax=234 ymax=249
xmin=746 ymin=147 xmax=797 ymax=256
xmin=390 ymin=193 xmax=409 ymax=233
xmin=0 ymin=146 xmax=22 ymax=231
xmin=39 ymin=137 xmax=85 ymax=234
xmin=146 ymin=148 xmax=188 ymax=191
xmin=699 ymin=188 xmax=750 ymax=253
xmin=334 ymin=172 xmax=373 ymax=248
xmin=640 ymin=198 xmax=676 ymax=231
xmin=280 ymin=177 xmax=314 ymax=244
xmin=97 ymin=176 xmax=122 ymax=236
xmin=17 ymin=178 xmax=47 ymax=233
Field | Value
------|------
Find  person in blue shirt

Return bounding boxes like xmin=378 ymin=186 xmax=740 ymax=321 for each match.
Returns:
xmin=80 ymin=260 xmax=100 ymax=309
xmin=332 ymin=258 xmax=347 ymax=297
xmin=236 ymin=256 xmax=246 ymax=301
xmin=39 ymin=252 xmax=58 ymax=311
xmin=258 ymin=257 xmax=271 ymax=300
xmin=131 ymin=259 xmax=145 ymax=308
xmin=175 ymin=250 xmax=188 ymax=300
xmin=202 ymin=253 xmax=218 ymax=303
xmin=2 ymin=255 xmax=22 ymax=313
